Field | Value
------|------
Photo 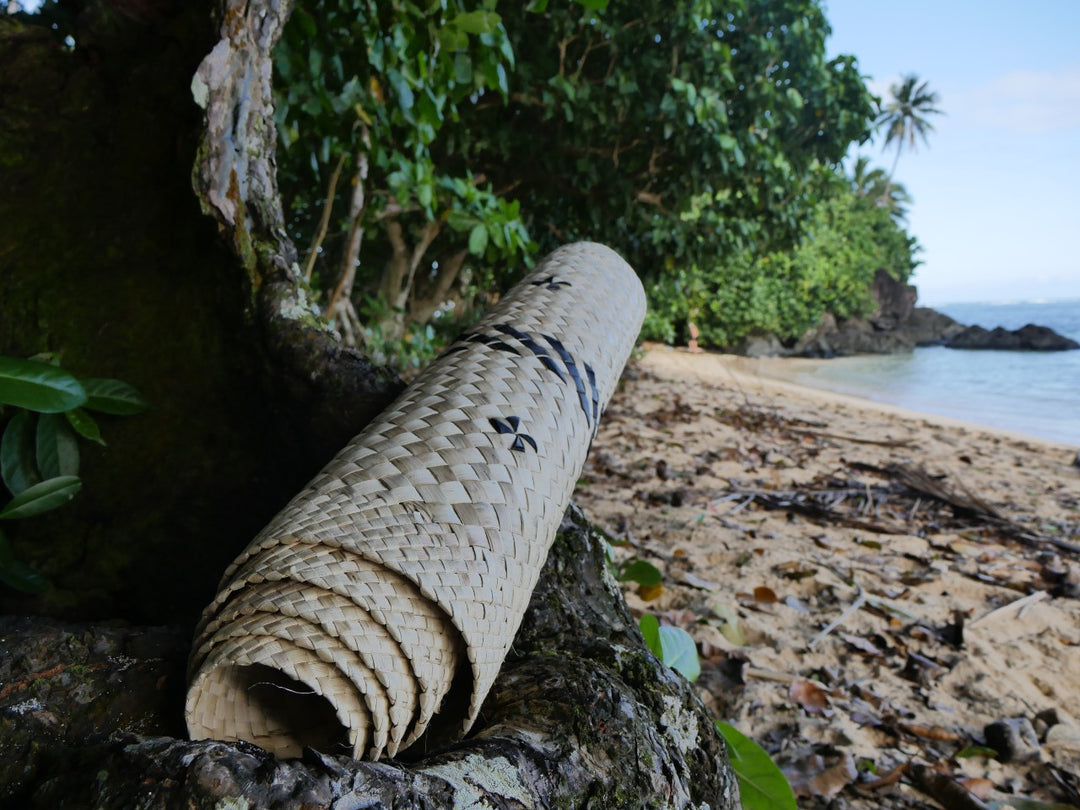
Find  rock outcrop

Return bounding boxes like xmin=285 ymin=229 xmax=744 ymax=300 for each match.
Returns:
xmin=946 ymin=324 xmax=1079 ymax=351
xmin=867 ymin=268 xmax=917 ymax=331
xmin=897 ymin=307 xmax=966 ymax=346
xmin=727 ymin=267 xmax=1071 ymax=358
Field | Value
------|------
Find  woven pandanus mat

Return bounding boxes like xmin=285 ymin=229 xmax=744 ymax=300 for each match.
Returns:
xmin=185 ymin=242 xmax=645 ymax=760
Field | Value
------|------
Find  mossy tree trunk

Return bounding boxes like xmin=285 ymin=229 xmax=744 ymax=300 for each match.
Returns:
xmin=0 ymin=0 xmax=401 ymax=623
xmin=0 ymin=2 xmax=738 ymax=807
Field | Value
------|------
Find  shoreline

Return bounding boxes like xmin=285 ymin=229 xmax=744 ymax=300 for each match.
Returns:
xmin=578 ymin=343 xmax=1080 ymax=807
xmin=646 ymin=343 xmax=1078 ymax=452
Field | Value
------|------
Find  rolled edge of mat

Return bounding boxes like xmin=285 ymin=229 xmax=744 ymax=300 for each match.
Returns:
xmin=185 ymin=639 xmax=362 ymax=759
xmin=185 ymin=242 xmax=645 ymax=760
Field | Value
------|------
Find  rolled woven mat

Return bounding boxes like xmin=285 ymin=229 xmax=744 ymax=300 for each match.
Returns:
xmin=185 ymin=241 xmax=645 ymax=760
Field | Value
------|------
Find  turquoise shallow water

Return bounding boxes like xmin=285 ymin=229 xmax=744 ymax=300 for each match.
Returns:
xmin=787 ymin=299 xmax=1080 ymax=446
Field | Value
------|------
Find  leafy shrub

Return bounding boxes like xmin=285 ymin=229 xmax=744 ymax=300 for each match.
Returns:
xmin=0 ymin=354 xmax=147 ymax=592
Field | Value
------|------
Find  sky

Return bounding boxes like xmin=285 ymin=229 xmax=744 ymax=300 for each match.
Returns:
xmin=822 ymin=0 xmax=1080 ymax=305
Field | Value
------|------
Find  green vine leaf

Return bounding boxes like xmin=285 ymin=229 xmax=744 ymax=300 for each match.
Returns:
xmin=639 ymin=614 xmax=701 ymax=682
xmin=1 ymin=411 xmax=41 ymax=495
xmin=0 ymin=475 xmax=82 ymax=520
xmin=618 ymin=558 xmax=663 ymax=586
xmin=657 ymin=625 xmax=700 ymax=682
xmin=65 ymin=408 xmax=105 ymax=446
xmin=0 ymin=355 xmax=86 ymax=413
xmin=35 ymin=413 xmax=80 ymax=479
xmin=639 ymin=612 xmax=660 ymax=653
xmin=714 ymin=721 xmax=798 ymax=810
xmin=80 ymin=377 xmax=149 ymax=415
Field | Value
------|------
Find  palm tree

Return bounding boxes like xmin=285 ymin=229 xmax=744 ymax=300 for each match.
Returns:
xmin=850 ymin=155 xmax=912 ymax=220
xmin=878 ymin=74 xmax=943 ymax=180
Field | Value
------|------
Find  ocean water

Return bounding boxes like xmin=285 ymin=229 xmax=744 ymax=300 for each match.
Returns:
xmin=786 ymin=299 xmax=1080 ymax=446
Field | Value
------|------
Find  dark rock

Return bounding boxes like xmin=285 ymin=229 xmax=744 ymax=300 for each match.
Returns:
xmin=946 ymin=323 xmax=1079 ymax=351
xmin=734 ymin=332 xmax=789 ymax=358
xmin=826 ymin=318 xmax=916 ymax=356
xmin=868 ymin=269 xmax=917 ymax=331
xmin=1033 ymin=708 xmax=1060 ymax=740
xmin=790 ymin=314 xmax=838 ymax=357
xmin=793 ymin=316 xmax=915 ymax=357
xmin=898 ymin=307 xmax=966 ymax=346
xmin=985 ymin=717 xmax=1042 ymax=763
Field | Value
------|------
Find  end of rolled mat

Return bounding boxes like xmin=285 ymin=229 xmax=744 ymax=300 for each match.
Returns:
xmin=186 ymin=661 xmax=353 ymax=760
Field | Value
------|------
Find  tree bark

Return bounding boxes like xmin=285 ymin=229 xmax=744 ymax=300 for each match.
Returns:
xmin=2 ymin=507 xmax=738 ymax=809
xmin=0 ymin=1 xmax=401 ymax=623
xmin=0 ymin=2 xmax=739 ymax=807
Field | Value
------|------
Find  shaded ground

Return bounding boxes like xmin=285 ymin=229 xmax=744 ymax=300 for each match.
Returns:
xmin=575 ymin=345 xmax=1080 ymax=808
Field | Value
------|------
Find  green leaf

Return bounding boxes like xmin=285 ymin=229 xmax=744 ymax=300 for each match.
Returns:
xmin=2 ymin=411 xmax=40 ymax=495
xmin=468 ymin=224 xmax=489 ymax=255
xmin=439 ymin=26 xmax=469 ymax=52
xmin=80 ymin=378 xmax=149 ymax=415
xmin=294 ymin=7 xmax=316 ymax=37
xmin=0 ymin=475 xmax=81 ymax=520
xmin=35 ymin=413 xmax=80 ymax=479
xmin=714 ymin=721 xmax=797 ymax=810
xmin=447 ymin=210 xmax=480 ymax=232
xmin=639 ymin=613 xmax=660 ymax=654
xmin=955 ymin=745 xmax=998 ymax=759
xmin=658 ymin=625 xmax=700 ymax=681
xmin=0 ymin=356 xmax=86 ymax=413
xmin=65 ymin=409 xmax=105 ymax=446
xmin=618 ymin=558 xmax=663 ymax=586
xmin=0 ymin=529 xmax=48 ymax=593
xmin=452 ymin=10 xmax=500 ymax=35
xmin=386 ymin=69 xmax=415 ymax=111
xmin=454 ymin=51 xmax=473 ymax=85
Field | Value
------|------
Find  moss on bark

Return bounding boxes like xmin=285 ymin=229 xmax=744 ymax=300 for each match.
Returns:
xmin=0 ymin=5 xmax=399 ymax=623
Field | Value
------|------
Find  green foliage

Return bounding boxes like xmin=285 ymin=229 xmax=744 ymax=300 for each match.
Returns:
xmin=0 ymin=355 xmax=147 ymax=592
xmin=639 ymin=613 xmax=701 ymax=682
xmin=0 ymin=476 xmax=82 ymax=521
xmin=644 ymin=165 xmax=921 ymax=348
xmin=273 ymin=0 xmax=536 ymax=357
xmin=877 ymin=73 xmax=942 ymax=178
xmin=618 ymin=557 xmax=794 ymax=808
xmin=275 ymin=1 xmax=924 ymax=356
xmin=617 ymin=558 xmax=663 ymax=587
xmin=0 ymin=355 xmax=86 ymax=413
xmin=715 ymin=721 xmax=799 ymax=810
xmin=639 ymin=608 xmax=794 ymax=808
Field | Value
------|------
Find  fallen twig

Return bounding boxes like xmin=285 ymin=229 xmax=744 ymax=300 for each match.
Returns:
xmin=809 ymin=582 xmax=867 ymax=648
xmin=908 ymin=763 xmax=989 ymax=810
xmin=970 ymin=590 xmax=1049 ymax=627
xmin=788 ymin=427 xmax=913 ymax=448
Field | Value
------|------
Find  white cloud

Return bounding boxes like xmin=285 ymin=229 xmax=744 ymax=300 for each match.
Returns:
xmin=952 ymin=65 xmax=1080 ymax=134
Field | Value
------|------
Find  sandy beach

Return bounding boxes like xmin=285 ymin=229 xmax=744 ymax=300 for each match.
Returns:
xmin=574 ymin=344 xmax=1080 ymax=808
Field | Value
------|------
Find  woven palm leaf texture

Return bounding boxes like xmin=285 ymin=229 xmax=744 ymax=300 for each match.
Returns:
xmin=185 ymin=242 xmax=646 ymax=760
